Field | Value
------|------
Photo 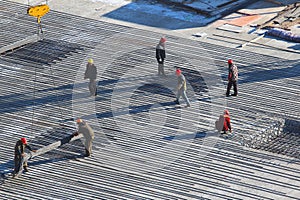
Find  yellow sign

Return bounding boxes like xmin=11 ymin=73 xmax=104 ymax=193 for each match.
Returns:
xmin=27 ymin=4 xmax=50 ymax=18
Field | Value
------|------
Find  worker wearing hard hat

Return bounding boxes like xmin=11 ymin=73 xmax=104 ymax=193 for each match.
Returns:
xmin=226 ymin=59 xmax=238 ymax=97
xmin=156 ymin=37 xmax=167 ymax=76
xmin=222 ymin=110 xmax=232 ymax=134
xmin=215 ymin=110 xmax=232 ymax=132
xmin=74 ymin=118 xmax=95 ymax=157
xmin=84 ymin=58 xmax=98 ymax=96
xmin=174 ymin=68 xmax=191 ymax=108
xmin=13 ymin=137 xmax=36 ymax=176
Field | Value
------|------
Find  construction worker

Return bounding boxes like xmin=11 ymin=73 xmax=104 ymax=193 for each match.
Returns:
xmin=174 ymin=68 xmax=191 ymax=107
xmin=84 ymin=58 xmax=98 ymax=96
xmin=74 ymin=118 xmax=95 ymax=157
xmin=13 ymin=138 xmax=36 ymax=175
xmin=156 ymin=37 xmax=166 ymax=76
xmin=226 ymin=59 xmax=238 ymax=97
xmin=222 ymin=110 xmax=232 ymax=134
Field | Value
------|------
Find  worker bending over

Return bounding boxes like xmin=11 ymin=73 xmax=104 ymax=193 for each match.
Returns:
xmin=74 ymin=118 xmax=95 ymax=157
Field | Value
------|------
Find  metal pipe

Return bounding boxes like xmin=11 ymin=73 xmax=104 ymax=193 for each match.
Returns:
xmin=25 ymin=134 xmax=83 ymax=161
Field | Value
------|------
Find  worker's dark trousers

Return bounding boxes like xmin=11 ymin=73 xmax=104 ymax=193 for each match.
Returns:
xmin=226 ymin=81 xmax=238 ymax=96
xmin=89 ymin=79 xmax=97 ymax=96
xmin=14 ymin=155 xmax=26 ymax=174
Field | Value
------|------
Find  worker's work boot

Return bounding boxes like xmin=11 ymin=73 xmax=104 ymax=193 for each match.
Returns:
xmin=85 ymin=149 xmax=91 ymax=157
xmin=23 ymin=166 xmax=29 ymax=172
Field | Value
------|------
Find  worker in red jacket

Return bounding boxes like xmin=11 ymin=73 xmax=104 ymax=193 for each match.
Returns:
xmin=13 ymin=138 xmax=36 ymax=176
xmin=226 ymin=59 xmax=238 ymax=97
xmin=222 ymin=110 xmax=232 ymax=134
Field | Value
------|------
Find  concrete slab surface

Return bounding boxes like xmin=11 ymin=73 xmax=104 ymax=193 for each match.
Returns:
xmin=0 ymin=0 xmax=299 ymax=199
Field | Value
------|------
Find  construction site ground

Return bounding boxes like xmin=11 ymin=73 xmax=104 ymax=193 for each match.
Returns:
xmin=0 ymin=0 xmax=299 ymax=199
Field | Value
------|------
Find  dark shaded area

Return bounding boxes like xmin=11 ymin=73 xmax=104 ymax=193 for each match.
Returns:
xmin=284 ymin=119 xmax=300 ymax=133
xmin=128 ymin=101 xmax=178 ymax=114
xmin=134 ymin=83 xmax=175 ymax=98
xmin=103 ymin=1 xmax=206 ymax=30
xmin=0 ymin=39 xmax=85 ymax=114
xmin=239 ymin=62 xmax=300 ymax=84
xmin=288 ymin=44 xmax=300 ymax=50
xmin=0 ymin=93 xmax=72 ymax=113
xmin=158 ymin=0 xmax=261 ymax=17
xmin=0 ymin=78 xmax=119 ymax=114
xmin=60 ymin=134 xmax=74 ymax=146
xmin=163 ymin=132 xmax=206 ymax=141
xmin=32 ymin=127 xmax=84 ymax=159
xmin=2 ymin=39 xmax=84 ymax=66
xmin=30 ymin=154 xmax=85 ymax=167
xmin=180 ymin=67 xmax=209 ymax=96
xmin=103 ymin=0 xmax=262 ymax=29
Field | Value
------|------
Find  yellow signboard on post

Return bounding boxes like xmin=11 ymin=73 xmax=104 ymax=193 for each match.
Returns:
xmin=27 ymin=4 xmax=50 ymax=37
xmin=27 ymin=4 xmax=50 ymax=19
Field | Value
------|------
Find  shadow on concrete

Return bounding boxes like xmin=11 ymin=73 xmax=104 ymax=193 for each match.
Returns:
xmin=102 ymin=0 xmax=292 ymax=30
xmin=163 ymin=131 xmax=206 ymax=141
xmin=239 ymin=60 xmax=300 ymax=84
xmin=2 ymin=39 xmax=83 ymax=65
xmin=30 ymin=154 xmax=85 ymax=167
xmin=288 ymin=44 xmax=300 ymax=51
xmin=0 ymin=78 xmax=118 ymax=114
xmin=102 ymin=1 xmax=209 ymax=30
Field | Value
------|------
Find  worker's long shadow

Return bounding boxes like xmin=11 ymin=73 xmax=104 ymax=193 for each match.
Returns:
xmin=0 ymin=154 xmax=85 ymax=181
xmin=163 ymin=132 xmax=208 ymax=141
xmin=0 ymin=160 xmax=14 ymax=173
xmin=219 ymin=58 xmax=300 ymax=85
xmin=0 ymin=135 xmax=84 ymax=176
xmin=78 ymin=100 xmax=180 ymax=120
xmin=0 ymin=78 xmax=118 ymax=114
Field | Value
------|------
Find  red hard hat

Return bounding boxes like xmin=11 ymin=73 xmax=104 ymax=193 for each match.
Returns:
xmin=160 ymin=37 xmax=166 ymax=43
xmin=76 ymin=118 xmax=83 ymax=123
xmin=176 ymin=69 xmax=181 ymax=75
xmin=224 ymin=110 xmax=229 ymax=115
xmin=20 ymin=137 xmax=27 ymax=144
xmin=228 ymin=59 xmax=233 ymax=64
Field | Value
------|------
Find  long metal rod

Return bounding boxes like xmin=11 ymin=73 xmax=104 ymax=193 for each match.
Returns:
xmin=25 ymin=134 xmax=83 ymax=161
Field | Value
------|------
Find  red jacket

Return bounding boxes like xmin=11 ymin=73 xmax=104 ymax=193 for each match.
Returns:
xmin=228 ymin=64 xmax=238 ymax=81
xmin=223 ymin=114 xmax=231 ymax=131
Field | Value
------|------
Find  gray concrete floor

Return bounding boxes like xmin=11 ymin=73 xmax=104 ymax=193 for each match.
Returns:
xmin=1 ymin=1 xmax=299 ymax=199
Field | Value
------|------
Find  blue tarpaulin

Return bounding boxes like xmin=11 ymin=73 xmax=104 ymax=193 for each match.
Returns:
xmin=266 ymin=28 xmax=300 ymax=43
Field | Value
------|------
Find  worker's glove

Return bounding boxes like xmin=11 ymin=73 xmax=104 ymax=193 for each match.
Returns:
xmin=73 ymin=132 xmax=79 ymax=137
